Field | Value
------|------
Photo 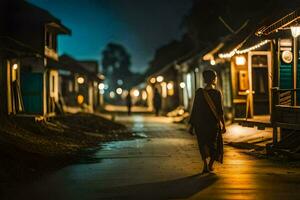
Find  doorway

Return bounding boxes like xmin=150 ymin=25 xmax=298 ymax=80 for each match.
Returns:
xmin=252 ymin=66 xmax=269 ymax=115
xmin=248 ymin=51 xmax=272 ymax=117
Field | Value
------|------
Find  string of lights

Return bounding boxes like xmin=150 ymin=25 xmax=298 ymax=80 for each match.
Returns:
xmin=218 ymin=48 xmax=237 ymax=59
xmin=236 ymin=40 xmax=270 ymax=55
xmin=218 ymin=40 xmax=270 ymax=59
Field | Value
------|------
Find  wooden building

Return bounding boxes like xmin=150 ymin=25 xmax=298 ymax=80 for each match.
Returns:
xmin=144 ymin=48 xmax=233 ymax=118
xmin=79 ymin=60 xmax=104 ymax=111
xmin=178 ymin=49 xmax=233 ymax=119
xmin=255 ymin=8 xmax=300 ymax=155
xmin=201 ymin=22 xmax=273 ymax=127
xmin=59 ymin=55 xmax=104 ymax=113
xmin=1 ymin=0 xmax=71 ymax=117
xmin=0 ymin=37 xmax=38 ymax=116
xmin=146 ymin=61 xmax=181 ymax=114
xmin=200 ymin=8 xmax=300 ymax=155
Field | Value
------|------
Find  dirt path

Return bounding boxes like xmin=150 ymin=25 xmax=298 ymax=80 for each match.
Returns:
xmin=2 ymin=115 xmax=300 ymax=199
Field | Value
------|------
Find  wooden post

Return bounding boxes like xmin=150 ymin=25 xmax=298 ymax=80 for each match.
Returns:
xmin=272 ymin=39 xmax=279 ymax=89
xmin=0 ymin=57 xmax=8 ymax=116
xmin=230 ymin=60 xmax=236 ymax=119
xmin=277 ymin=39 xmax=281 ymax=88
xmin=271 ymin=39 xmax=280 ymax=145
xmin=247 ymin=52 xmax=254 ymax=118
xmin=293 ymin=37 xmax=298 ymax=105
xmin=271 ymin=87 xmax=279 ymax=123
xmin=6 ymin=60 xmax=12 ymax=114
xmin=271 ymin=40 xmax=279 ymax=122
xmin=271 ymin=87 xmax=279 ymax=145
xmin=43 ymin=69 xmax=48 ymax=116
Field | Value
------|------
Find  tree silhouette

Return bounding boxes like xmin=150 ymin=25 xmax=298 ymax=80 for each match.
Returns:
xmin=182 ymin=0 xmax=294 ymax=48
xmin=101 ymin=43 xmax=132 ymax=90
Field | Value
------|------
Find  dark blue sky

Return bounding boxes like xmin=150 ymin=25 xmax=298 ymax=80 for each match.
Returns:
xmin=29 ymin=0 xmax=193 ymax=73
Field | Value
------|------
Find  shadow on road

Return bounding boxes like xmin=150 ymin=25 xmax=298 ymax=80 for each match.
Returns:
xmin=97 ymin=173 xmax=218 ymax=199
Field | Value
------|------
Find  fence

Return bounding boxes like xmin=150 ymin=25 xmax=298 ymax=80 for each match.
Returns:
xmin=271 ymin=87 xmax=300 ymax=144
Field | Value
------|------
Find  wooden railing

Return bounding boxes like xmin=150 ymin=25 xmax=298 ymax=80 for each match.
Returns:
xmin=271 ymin=88 xmax=300 ymax=144
xmin=278 ymin=90 xmax=292 ymax=106
xmin=271 ymin=87 xmax=300 ymax=107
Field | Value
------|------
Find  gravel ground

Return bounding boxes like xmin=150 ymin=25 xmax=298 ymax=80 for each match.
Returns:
xmin=0 ymin=113 xmax=134 ymax=187
xmin=0 ymin=113 xmax=132 ymax=156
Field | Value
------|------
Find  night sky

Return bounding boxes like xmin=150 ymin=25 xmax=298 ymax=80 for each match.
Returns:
xmin=28 ymin=0 xmax=193 ymax=73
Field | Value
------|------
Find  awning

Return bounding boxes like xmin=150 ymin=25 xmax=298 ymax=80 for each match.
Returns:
xmin=256 ymin=9 xmax=300 ymax=36
xmin=203 ymin=43 xmax=224 ymax=61
xmin=46 ymin=22 xmax=71 ymax=35
xmin=215 ymin=23 xmax=254 ymax=59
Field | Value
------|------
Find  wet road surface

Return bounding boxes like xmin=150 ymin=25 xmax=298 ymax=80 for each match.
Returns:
xmin=3 ymin=115 xmax=300 ymax=199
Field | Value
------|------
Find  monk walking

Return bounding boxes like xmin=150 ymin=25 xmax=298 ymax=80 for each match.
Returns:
xmin=189 ymin=69 xmax=226 ymax=173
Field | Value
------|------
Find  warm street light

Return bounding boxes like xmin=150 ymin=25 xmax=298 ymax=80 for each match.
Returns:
xmin=210 ymin=59 xmax=216 ymax=65
xmin=98 ymin=83 xmax=105 ymax=90
xmin=133 ymin=89 xmax=140 ymax=97
xmin=167 ymin=82 xmax=173 ymax=90
xmin=109 ymin=91 xmax=116 ymax=98
xmin=291 ymin=26 xmax=300 ymax=38
xmin=77 ymin=77 xmax=85 ymax=84
xmin=13 ymin=64 xmax=18 ymax=70
xmin=180 ymin=82 xmax=186 ymax=89
xmin=150 ymin=77 xmax=156 ymax=84
xmin=156 ymin=76 xmax=164 ymax=83
xmin=116 ymin=88 xmax=123 ymax=95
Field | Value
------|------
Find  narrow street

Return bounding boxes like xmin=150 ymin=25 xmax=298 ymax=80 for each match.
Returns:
xmin=3 ymin=1 xmax=300 ymax=199
xmin=3 ymin=115 xmax=300 ymax=200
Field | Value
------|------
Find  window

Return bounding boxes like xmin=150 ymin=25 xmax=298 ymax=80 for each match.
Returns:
xmin=45 ymin=31 xmax=51 ymax=48
xmin=252 ymin=55 xmax=268 ymax=67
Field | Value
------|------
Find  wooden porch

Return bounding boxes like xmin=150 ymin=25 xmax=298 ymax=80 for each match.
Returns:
xmin=269 ymin=88 xmax=300 ymax=158
xmin=234 ymin=115 xmax=271 ymax=130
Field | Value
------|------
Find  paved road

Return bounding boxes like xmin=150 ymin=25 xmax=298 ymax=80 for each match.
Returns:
xmin=4 ymin=115 xmax=300 ymax=199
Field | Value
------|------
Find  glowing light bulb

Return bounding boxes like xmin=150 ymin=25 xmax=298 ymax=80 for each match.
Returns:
xmin=180 ymin=82 xmax=186 ymax=89
xmin=133 ymin=89 xmax=140 ymax=97
xmin=13 ymin=64 xmax=18 ymax=70
xmin=156 ymin=76 xmax=164 ymax=83
xmin=98 ymin=83 xmax=105 ymax=90
xmin=210 ymin=60 xmax=216 ymax=65
xmin=291 ymin=26 xmax=300 ymax=37
xmin=116 ymin=88 xmax=123 ymax=95
xmin=77 ymin=77 xmax=85 ymax=84
xmin=150 ymin=77 xmax=156 ymax=84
